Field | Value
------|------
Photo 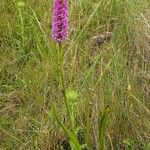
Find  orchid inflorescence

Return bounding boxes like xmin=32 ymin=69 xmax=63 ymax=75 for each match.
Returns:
xmin=52 ymin=0 xmax=69 ymax=44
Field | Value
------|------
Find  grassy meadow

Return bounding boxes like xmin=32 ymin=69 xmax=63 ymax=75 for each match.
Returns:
xmin=0 ymin=0 xmax=150 ymax=149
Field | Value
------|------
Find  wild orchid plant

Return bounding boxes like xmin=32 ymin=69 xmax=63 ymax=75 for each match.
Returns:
xmin=52 ymin=0 xmax=83 ymax=149
xmin=52 ymin=1 xmax=109 ymax=149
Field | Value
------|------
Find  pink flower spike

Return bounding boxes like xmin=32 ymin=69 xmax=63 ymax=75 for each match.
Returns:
xmin=52 ymin=0 xmax=69 ymax=44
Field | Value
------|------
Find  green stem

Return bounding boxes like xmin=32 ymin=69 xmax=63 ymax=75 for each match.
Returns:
xmin=99 ymin=105 xmax=110 ymax=150
xmin=58 ymin=43 xmax=74 ymax=130
xmin=52 ymin=106 xmax=82 ymax=150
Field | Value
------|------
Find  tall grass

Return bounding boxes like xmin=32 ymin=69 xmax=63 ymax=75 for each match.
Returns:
xmin=0 ymin=0 xmax=150 ymax=149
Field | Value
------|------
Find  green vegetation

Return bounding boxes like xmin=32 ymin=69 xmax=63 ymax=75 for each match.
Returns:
xmin=0 ymin=0 xmax=150 ymax=149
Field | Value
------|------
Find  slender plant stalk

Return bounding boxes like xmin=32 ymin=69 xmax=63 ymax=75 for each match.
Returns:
xmin=58 ymin=43 xmax=74 ymax=130
xmin=129 ymin=92 xmax=150 ymax=115
xmin=85 ymin=99 xmax=91 ymax=149
xmin=99 ymin=105 xmax=110 ymax=150
xmin=52 ymin=106 xmax=82 ymax=150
